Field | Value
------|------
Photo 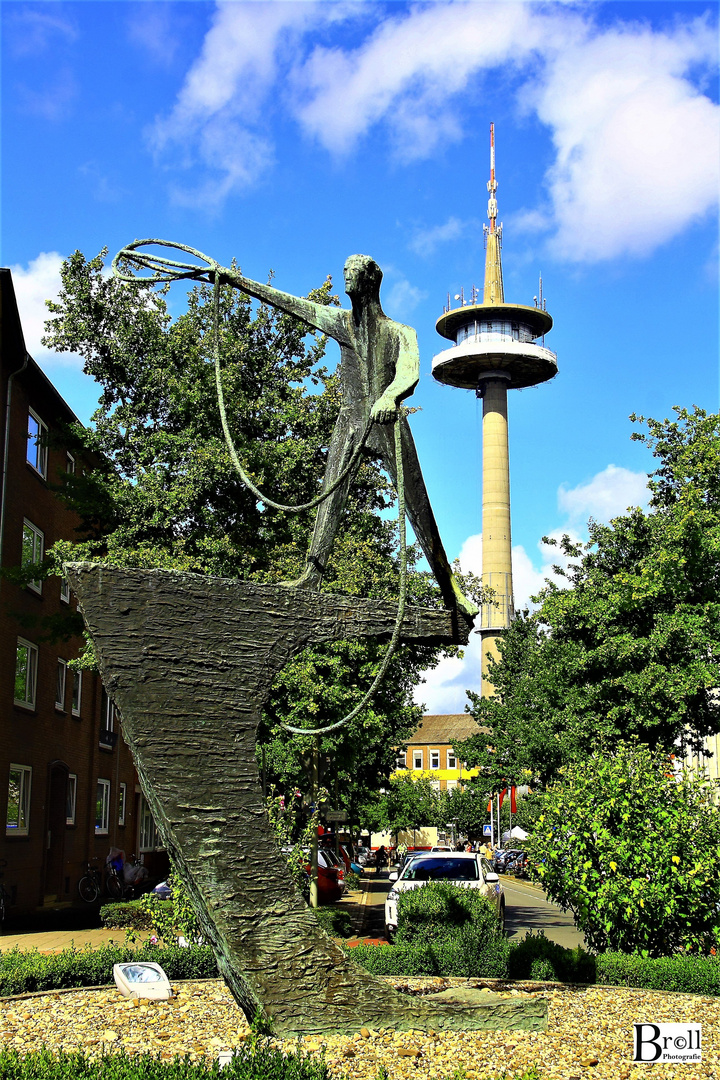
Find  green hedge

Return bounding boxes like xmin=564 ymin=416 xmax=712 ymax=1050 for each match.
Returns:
xmin=0 ymin=943 xmax=217 ymax=997
xmin=595 ymin=952 xmax=720 ymax=996
xmin=100 ymin=899 xmax=169 ymax=930
xmin=348 ymin=934 xmax=720 ymax=995
xmin=0 ymin=1044 xmax=331 ymax=1079
xmin=395 ymin=882 xmax=503 ymax=948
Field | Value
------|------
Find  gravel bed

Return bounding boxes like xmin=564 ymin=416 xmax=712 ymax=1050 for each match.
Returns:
xmin=1 ymin=977 xmax=718 ymax=1079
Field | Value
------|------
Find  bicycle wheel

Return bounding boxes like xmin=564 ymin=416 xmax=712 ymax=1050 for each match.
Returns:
xmin=106 ymin=872 xmax=123 ymax=900
xmin=78 ymin=874 xmax=99 ymax=903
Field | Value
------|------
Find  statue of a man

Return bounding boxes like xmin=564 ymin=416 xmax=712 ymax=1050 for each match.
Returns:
xmin=220 ymin=254 xmax=477 ymax=620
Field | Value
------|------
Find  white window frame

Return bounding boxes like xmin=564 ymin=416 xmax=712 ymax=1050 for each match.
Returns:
xmin=66 ymin=774 xmax=77 ymax=825
xmin=66 ymin=452 xmax=75 ymax=475
xmin=60 ymin=577 xmax=70 ymax=604
xmin=430 ymin=750 xmax=440 ymax=770
xmin=6 ymin=765 xmax=32 ymax=836
xmin=71 ymin=669 xmax=82 ymax=716
xmin=395 ymin=751 xmax=407 ymax=770
xmin=447 ymin=749 xmax=458 ymax=770
xmin=413 ymin=750 xmax=423 ymax=770
xmin=56 ymin=658 xmax=67 ymax=710
xmin=102 ymin=689 xmax=116 ymax=732
xmin=139 ymin=794 xmax=162 ymax=852
xmin=119 ymin=782 xmax=127 ymax=826
xmin=14 ymin=638 xmax=38 ymax=709
xmin=27 ymin=409 xmax=48 ymax=478
xmin=95 ymin=779 xmax=110 ymax=834
xmin=22 ymin=519 xmax=44 ymax=594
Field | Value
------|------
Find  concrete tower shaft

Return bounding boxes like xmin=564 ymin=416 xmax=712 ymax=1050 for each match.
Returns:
xmin=432 ymin=125 xmax=557 ymax=697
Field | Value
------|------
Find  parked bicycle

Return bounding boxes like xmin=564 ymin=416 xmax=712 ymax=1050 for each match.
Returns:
xmin=105 ymin=852 xmax=149 ymax=900
xmin=77 ymin=858 xmax=103 ymax=903
xmin=0 ymin=859 xmax=11 ymax=927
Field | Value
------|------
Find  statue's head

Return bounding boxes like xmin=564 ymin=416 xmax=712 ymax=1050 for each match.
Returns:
xmin=343 ymin=255 xmax=383 ymax=303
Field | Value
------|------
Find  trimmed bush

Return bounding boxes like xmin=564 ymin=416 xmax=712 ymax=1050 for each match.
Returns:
xmin=395 ymin=882 xmax=504 ymax=947
xmin=312 ymin=907 xmax=353 ymax=938
xmin=100 ymin=899 xmax=167 ymax=930
xmin=0 ymin=942 xmax=217 ymax=997
xmin=507 ymin=933 xmax=596 ymax=984
xmin=0 ymin=1044 xmax=332 ymax=1079
xmin=349 ymin=934 xmax=720 ymax=996
xmin=347 ymin=937 xmax=512 ymax=979
xmin=595 ymin=952 xmax=720 ymax=995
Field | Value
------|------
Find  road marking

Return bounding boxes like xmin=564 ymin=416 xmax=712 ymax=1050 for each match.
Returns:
xmin=502 ymin=883 xmax=574 ymax=911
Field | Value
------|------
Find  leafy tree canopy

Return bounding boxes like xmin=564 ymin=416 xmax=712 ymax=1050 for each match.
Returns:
xmin=43 ymin=249 xmax=464 ymax=813
xmin=456 ymin=407 xmax=720 ymax=787
xmin=361 ymin=773 xmax=443 ymax=838
xmin=526 ymin=741 xmax=720 ymax=956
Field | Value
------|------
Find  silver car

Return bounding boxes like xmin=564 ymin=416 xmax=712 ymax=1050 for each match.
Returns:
xmin=384 ymin=851 xmax=505 ymax=941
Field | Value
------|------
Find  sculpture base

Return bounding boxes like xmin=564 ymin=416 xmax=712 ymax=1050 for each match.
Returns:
xmin=65 ymin=564 xmax=544 ymax=1035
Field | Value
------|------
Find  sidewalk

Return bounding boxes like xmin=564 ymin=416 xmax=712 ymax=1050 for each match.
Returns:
xmin=0 ymin=877 xmax=377 ymax=955
xmin=0 ymin=926 xmax=137 ymax=954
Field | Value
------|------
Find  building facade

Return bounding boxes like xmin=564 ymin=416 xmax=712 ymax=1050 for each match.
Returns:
xmin=394 ymin=713 xmax=483 ymax=791
xmin=0 ymin=268 xmax=165 ymax=916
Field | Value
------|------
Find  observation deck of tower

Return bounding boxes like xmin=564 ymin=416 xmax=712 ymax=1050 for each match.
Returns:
xmin=432 ymin=124 xmax=557 ymax=697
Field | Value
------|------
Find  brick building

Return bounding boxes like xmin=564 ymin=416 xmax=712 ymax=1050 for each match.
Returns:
xmin=0 ymin=268 xmax=165 ymax=917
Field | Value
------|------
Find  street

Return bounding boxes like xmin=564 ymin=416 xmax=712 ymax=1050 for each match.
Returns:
xmin=359 ymin=871 xmax=585 ymax=950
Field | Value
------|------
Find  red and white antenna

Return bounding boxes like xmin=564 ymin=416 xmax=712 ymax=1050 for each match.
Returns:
xmin=487 ymin=122 xmax=498 ymax=233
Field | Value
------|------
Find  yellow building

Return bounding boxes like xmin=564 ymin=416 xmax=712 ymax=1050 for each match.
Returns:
xmin=394 ymin=713 xmax=483 ymax=792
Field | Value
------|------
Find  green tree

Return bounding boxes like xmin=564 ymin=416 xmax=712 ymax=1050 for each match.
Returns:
xmin=438 ymin=784 xmax=490 ymax=838
xmin=526 ymin=741 xmax=720 ymax=956
xmin=43 ymin=249 xmax=452 ymax=808
xmin=457 ymin=407 xmax=720 ymax=786
xmin=363 ymin=773 xmax=442 ymax=840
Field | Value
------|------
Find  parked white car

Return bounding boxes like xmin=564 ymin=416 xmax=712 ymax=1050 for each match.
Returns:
xmin=384 ymin=851 xmax=505 ymax=941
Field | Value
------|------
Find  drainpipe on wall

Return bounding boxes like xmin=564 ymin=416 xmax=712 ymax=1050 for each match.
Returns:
xmin=0 ymin=353 xmax=30 ymax=572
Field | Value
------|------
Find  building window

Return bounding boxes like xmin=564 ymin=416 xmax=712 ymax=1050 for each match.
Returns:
xmin=14 ymin=638 xmax=38 ymax=708
xmin=22 ymin=520 xmax=44 ymax=594
xmin=56 ymin=659 xmax=67 ymax=710
xmin=139 ymin=794 xmax=161 ymax=851
xmin=66 ymin=774 xmax=77 ymax=825
xmin=95 ymin=779 xmax=110 ymax=834
xmin=430 ymin=751 xmax=440 ymax=770
xmin=446 ymin=779 xmax=458 ymax=792
xmin=66 ymin=453 xmax=75 ymax=475
xmin=27 ymin=409 xmax=48 ymax=477
xmin=60 ymin=577 xmax=70 ymax=603
xmin=395 ymin=751 xmax=406 ymax=770
xmin=71 ymin=670 xmax=82 ymax=716
xmin=430 ymin=778 xmax=441 ymax=792
xmin=447 ymin=750 xmax=458 ymax=770
xmin=119 ymin=783 xmax=127 ymax=826
xmin=6 ymin=765 xmax=32 ymax=835
xmin=413 ymin=751 xmax=423 ymax=770
xmin=102 ymin=688 xmax=116 ymax=732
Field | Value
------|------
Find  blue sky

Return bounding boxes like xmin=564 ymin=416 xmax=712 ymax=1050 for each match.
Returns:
xmin=3 ymin=0 xmax=718 ymax=710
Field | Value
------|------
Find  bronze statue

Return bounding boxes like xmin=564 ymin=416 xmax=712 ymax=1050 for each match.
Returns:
xmin=218 ymin=253 xmax=478 ymax=620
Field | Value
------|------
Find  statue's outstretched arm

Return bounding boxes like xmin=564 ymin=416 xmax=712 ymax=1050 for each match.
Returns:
xmin=370 ymin=324 xmax=420 ymax=422
xmin=220 ymin=270 xmax=351 ymax=345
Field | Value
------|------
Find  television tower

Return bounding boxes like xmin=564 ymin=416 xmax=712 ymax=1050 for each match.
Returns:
xmin=432 ymin=124 xmax=557 ymax=696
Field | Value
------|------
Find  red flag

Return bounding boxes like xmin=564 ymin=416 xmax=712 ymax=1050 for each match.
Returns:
xmin=510 ymin=786 xmax=517 ymax=814
xmin=498 ymin=787 xmax=508 ymax=808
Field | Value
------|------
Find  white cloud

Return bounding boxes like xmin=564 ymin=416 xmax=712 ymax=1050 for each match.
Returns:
xmin=558 ymin=464 xmax=649 ymax=523
xmin=409 ymin=217 xmax=467 ymax=258
xmin=384 ymin=277 xmax=427 ymax=320
xmin=153 ymin=3 xmax=718 ymax=253
xmin=531 ymin=17 xmax=720 ymax=260
xmin=415 ymin=461 xmax=649 ymax=711
xmin=5 ymin=8 xmax=77 ymax=57
xmin=9 ymin=253 xmax=82 ymax=369
xmin=149 ymin=1 xmax=355 ymax=206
